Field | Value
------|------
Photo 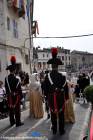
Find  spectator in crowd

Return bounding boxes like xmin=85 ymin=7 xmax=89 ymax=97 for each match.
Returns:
xmin=77 ymin=73 xmax=90 ymax=103
xmin=0 ymin=81 xmax=7 ymax=118
xmin=74 ymin=84 xmax=80 ymax=102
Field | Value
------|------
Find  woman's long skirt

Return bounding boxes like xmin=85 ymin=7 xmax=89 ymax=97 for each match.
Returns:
xmin=64 ymin=93 xmax=75 ymax=123
xmin=29 ymin=91 xmax=44 ymax=119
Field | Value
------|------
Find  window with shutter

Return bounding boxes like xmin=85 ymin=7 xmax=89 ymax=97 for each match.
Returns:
xmin=13 ymin=20 xmax=18 ymax=38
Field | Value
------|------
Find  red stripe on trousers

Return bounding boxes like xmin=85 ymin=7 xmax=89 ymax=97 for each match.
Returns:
xmin=54 ymin=93 xmax=58 ymax=113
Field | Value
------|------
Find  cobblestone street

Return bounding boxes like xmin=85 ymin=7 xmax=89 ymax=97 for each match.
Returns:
xmin=0 ymin=102 xmax=91 ymax=140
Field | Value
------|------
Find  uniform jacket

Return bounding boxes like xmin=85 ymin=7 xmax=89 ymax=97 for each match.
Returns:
xmin=5 ymin=74 xmax=23 ymax=99
xmin=43 ymin=70 xmax=69 ymax=112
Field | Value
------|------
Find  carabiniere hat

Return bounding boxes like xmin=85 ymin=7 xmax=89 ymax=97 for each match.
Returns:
xmin=6 ymin=56 xmax=17 ymax=72
xmin=47 ymin=48 xmax=63 ymax=65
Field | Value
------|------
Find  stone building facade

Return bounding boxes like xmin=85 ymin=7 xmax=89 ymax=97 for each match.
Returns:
xmin=0 ymin=0 xmax=32 ymax=82
xmin=33 ymin=47 xmax=71 ymax=72
xmin=71 ymin=50 xmax=93 ymax=72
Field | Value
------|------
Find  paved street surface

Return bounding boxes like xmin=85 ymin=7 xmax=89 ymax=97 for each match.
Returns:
xmin=0 ymin=102 xmax=91 ymax=140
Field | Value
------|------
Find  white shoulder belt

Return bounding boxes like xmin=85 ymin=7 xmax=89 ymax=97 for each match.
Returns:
xmin=48 ymin=73 xmax=66 ymax=87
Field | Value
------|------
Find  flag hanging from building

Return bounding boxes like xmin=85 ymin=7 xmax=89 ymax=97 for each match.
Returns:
xmin=26 ymin=0 xmax=30 ymax=17
xmin=32 ymin=21 xmax=39 ymax=37
xmin=13 ymin=0 xmax=19 ymax=9
xmin=18 ymin=0 xmax=25 ymax=17
xmin=12 ymin=0 xmax=25 ymax=17
xmin=26 ymin=0 xmax=33 ymax=24
xmin=36 ymin=21 xmax=39 ymax=35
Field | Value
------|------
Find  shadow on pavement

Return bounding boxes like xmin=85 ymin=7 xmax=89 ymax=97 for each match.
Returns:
xmin=48 ymin=123 xmax=74 ymax=140
xmin=2 ymin=116 xmax=40 ymax=137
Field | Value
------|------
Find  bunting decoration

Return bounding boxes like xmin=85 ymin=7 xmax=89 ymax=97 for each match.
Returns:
xmin=12 ymin=0 xmax=19 ymax=12
xmin=7 ymin=0 xmax=25 ymax=18
xmin=7 ymin=0 xmax=13 ymax=7
xmin=26 ymin=0 xmax=33 ymax=22
xmin=18 ymin=0 xmax=25 ymax=17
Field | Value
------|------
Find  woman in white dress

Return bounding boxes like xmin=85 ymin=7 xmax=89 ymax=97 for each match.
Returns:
xmin=29 ymin=73 xmax=44 ymax=118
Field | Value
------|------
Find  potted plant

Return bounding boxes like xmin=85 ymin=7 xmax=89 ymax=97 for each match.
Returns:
xmin=84 ymin=85 xmax=93 ymax=108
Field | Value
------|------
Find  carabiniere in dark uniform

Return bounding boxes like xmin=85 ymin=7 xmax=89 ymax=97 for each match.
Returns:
xmin=5 ymin=56 xmax=24 ymax=127
xmin=43 ymin=48 xmax=69 ymax=135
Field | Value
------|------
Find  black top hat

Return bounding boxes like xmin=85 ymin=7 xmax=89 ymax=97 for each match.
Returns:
xmin=6 ymin=56 xmax=16 ymax=72
xmin=47 ymin=48 xmax=63 ymax=65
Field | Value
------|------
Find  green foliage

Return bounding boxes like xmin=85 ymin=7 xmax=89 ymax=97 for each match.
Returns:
xmin=84 ymin=85 xmax=93 ymax=103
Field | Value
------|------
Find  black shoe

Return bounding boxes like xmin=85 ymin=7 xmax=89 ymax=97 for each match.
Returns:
xmin=59 ymin=129 xmax=65 ymax=135
xmin=53 ymin=130 xmax=57 ymax=135
xmin=10 ymin=121 xmax=15 ymax=127
xmin=16 ymin=122 xmax=24 ymax=127
xmin=10 ymin=123 xmax=15 ymax=127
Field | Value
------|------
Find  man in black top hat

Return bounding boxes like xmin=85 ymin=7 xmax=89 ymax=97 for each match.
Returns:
xmin=43 ymin=48 xmax=69 ymax=135
xmin=5 ymin=56 xmax=24 ymax=127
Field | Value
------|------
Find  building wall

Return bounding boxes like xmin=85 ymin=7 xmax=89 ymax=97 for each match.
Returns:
xmin=0 ymin=0 xmax=31 ymax=82
xmin=0 ymin=0 xmax=5 ymax=42
xmin=37 ymin=51 xmax=51 ymax=71
xmin=71 ymin=51 xmax=93 ymax=72
xmin=5 ymin=1 xmax=29 ymax=47
xmin=0 ymin=45 xmax=8 ymax=82
xmin=34 ymin=48 xmax=71 ymax=72
xmin=0 ymin=0 xmax=7 ymax=82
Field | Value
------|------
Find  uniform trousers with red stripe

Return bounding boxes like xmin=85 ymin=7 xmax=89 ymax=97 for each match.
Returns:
xmin=8 ymin=95 xmax=21 ymax=126
xmin=51 ymin=111 xmax=65 ymax=133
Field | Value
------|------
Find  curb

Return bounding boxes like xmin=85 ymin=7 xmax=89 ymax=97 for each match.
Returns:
xmin=90 ymin=111 xmax=93 ymax=140
xmin=80 ymin=103 xmax=92 ymax=140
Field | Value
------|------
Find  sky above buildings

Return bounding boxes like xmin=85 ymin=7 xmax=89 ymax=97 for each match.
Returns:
xmin=33 ymin=0 xmax=93 ymax=53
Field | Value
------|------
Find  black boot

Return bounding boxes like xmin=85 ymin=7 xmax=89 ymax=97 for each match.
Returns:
xmin=16 ymin=122 xmax=24 ymax=127
xmin=52 ymin=126 xmax=57 ymax=135
xmin=53 ymin=129 xmax=57 ymax=135
xmin=59 ymin=129 xmax=65 ymax=135
xmin=10 ymin=122 xmax=15 ymax=127
xmin=10 ymin=120 xmax=15 ymax=127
